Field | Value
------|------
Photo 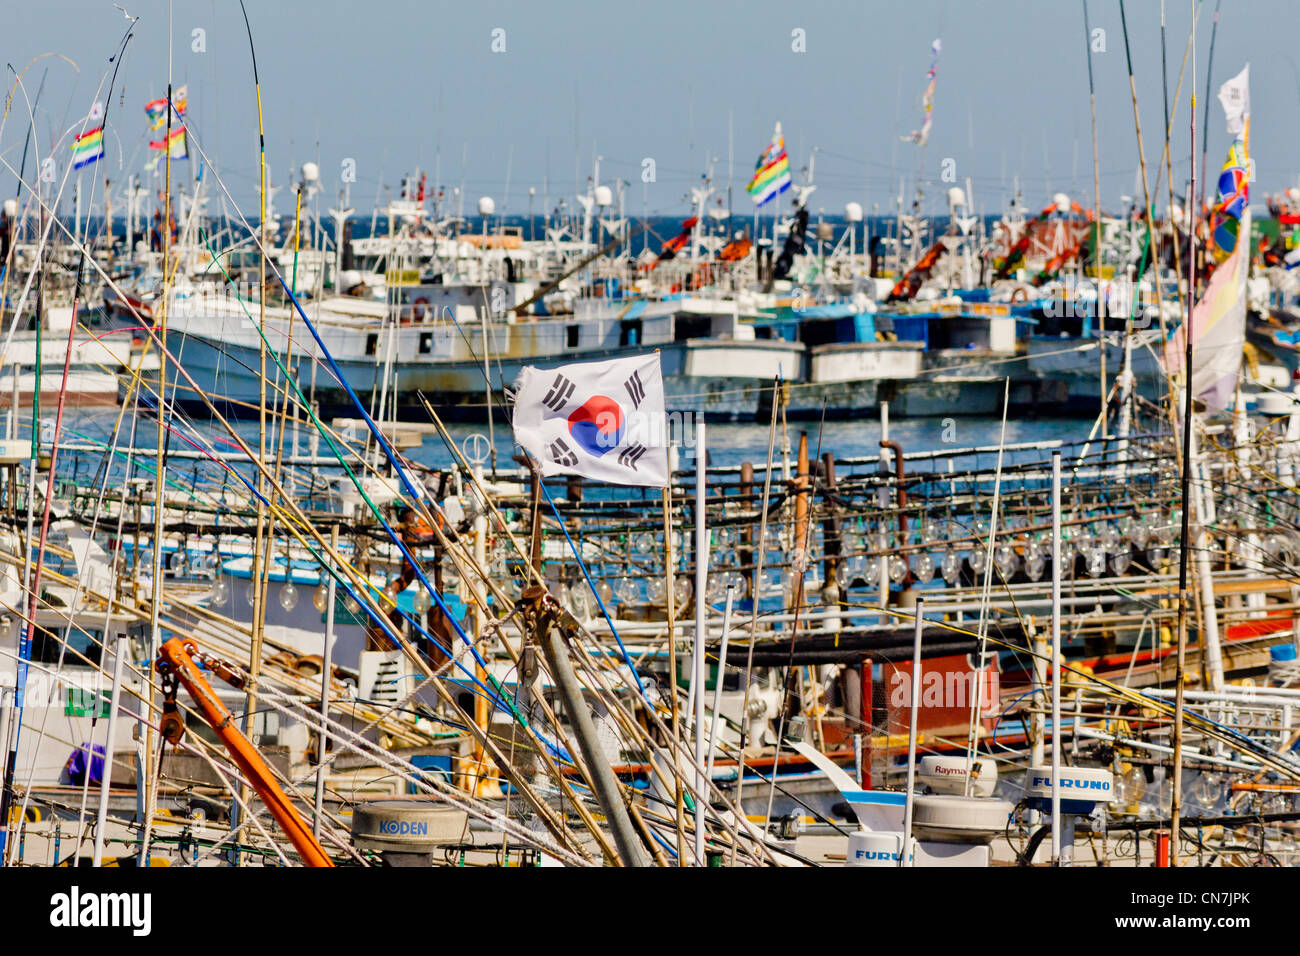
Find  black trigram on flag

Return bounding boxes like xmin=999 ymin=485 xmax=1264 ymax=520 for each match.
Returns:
xmin=617 ymin=443 xmax=647 ymax=470
xmin=623 ymin=370 xmax=646 ymax=408
xmin=542 ymin=373 xmax=576 ymax=412
xmin=547 ymin=437 xmax=578 ymax=467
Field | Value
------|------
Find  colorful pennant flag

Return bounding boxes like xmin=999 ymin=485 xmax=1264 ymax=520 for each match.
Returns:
xmin=1165 ymin=64 xmax=1252 ymax=409
xmin=1164 ymin=205 xmax=1250 ymax=409
xmin=746 ymin=122 xmax=792 ymax=207
xmin=145 ymin=97 xmax=168 ymax=130
xmin=1211 ymin=65 xmax=1252 ymax=263
xmin=145 ymin=87 xmax=186 ymax=131
xmin=903 ymin=39 xmax=942 ymax=147
xmin=149 ymin=126 xmax=188 ymax=160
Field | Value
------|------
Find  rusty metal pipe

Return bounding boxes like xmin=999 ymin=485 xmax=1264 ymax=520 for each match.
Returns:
xmin=879 ymin=438 xmax=908 ymax=529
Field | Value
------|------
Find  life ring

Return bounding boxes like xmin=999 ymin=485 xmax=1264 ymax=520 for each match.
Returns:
xmin=410 ymin=296 xmax=431 ymax=324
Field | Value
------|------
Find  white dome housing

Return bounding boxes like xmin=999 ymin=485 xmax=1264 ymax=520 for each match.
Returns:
xmin=911 ymin=794 xmax=1013 ymax=844
xmin=918 ymin=755 xmax=997 ymax=797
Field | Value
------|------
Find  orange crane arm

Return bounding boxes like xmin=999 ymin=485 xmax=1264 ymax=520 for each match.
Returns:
xmin=156 ymin=638 xmax=334 ymax=867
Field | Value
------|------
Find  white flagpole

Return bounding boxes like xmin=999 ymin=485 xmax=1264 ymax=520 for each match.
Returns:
xmin=705 ymin=585 xmax=735 ymax=785
xmin=902 ymin=597 xmax=924 ymax=867
xmin=692 ymin=419 xmax=708 ymax=864
xmin=1051 ymin=451 xmax=1063 ymax=864
xmin=91 ymin=633 xmax=127 ymax=866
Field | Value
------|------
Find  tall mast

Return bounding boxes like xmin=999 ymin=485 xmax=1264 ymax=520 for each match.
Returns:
xmin=236 ymin=0 xmax=270 ymax=867
xmin=1082 ymin=0 xmax=1106 ymax=430
xmin=139 ymin=0 xmax=175 ymax=866
xmin=1170 ymin=0 xmax=1197 ymax=867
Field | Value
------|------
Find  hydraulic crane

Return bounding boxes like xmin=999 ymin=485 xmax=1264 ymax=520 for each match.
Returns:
xmin=155 ymin=637 xmax=334 ymax=867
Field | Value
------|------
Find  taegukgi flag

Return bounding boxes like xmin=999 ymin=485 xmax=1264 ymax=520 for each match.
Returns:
xmin=511 ymin=353 xmax=669 ymax=487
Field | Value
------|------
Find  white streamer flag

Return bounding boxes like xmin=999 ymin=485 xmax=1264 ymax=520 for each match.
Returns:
xmin=511 ymin=353 xmax=669 ymax=487
xmin=1218 ymin=64 xmax=1250 ymax=136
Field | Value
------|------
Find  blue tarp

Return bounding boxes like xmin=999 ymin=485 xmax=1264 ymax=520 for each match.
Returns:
xmin=891 ymin=314 xmax=930 ymax=346
xmin=65 ymin=743 xmax=106 ymax=786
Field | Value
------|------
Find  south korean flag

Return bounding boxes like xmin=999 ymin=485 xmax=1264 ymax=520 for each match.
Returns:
xmin=511 ymin=353 xmax=668 ymax=487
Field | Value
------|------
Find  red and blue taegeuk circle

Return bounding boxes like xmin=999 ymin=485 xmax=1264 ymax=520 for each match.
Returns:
xmin=567 ymin=395 xmax=624 ymax=457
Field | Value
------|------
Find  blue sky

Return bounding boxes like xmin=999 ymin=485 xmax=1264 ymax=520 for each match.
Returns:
xmin=3 ymin=0 xmax=1297 ymax=220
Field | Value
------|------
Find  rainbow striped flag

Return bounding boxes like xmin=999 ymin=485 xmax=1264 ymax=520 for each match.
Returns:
xmin=149 ymin=126 xmax=188 ymax=160
xmin=70 ymin=126 xmax=104 ymax=170
xmin=747 ymin=123 xmax=791 ymax=207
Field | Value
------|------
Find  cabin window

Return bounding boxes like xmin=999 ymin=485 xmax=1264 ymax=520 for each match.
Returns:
xmin=419 ymin=332 xmax=433 ymax=354
xmin=619 ymin=319 xmax=642 ymax=347
xmin=674 ymin=315 xmax=711 ymax=342
xmin=365 ymin=332 xmax=378 ymax=356
xmin=566 ymin=325 xmax=580 ymax=349
xmin=800 ymin=319 xmax=843 ymax=347
xmin=32 ymin=625 xmax=103 ymax=667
